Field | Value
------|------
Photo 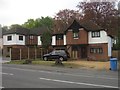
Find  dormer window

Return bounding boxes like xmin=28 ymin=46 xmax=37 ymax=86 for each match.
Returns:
xmin=73 ymin=32 xmax=79 ymax=39
xmin=92 ymin=31 xmax=100 ymax=38
xmin=7 ymin=36 xmax=12 ymax=41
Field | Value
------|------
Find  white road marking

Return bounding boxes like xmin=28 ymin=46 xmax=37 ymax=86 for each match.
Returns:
xmin=0 ymin=72 xmax=14 ymax=75
xmin=3 ymin=66 xmax=117 ymax=80
xmin=39 ymin=77 xmax=118 ymax=88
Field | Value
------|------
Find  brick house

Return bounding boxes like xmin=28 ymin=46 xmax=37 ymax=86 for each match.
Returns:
xmin=52 ymin=20 xmax=114 ymax=61
xmin=2 ymin=20 xmax=114 ymax=61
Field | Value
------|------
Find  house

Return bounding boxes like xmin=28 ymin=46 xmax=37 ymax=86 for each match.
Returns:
xmin=2 ymin=26 xmax=48 ymax=59
xmin=52 ymin=20 xmax=114 ymax=61
xmin=2 ymin=20 xmax=114 ymax=61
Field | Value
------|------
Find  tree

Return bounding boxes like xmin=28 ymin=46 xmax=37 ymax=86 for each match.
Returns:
xmin=53 ymin=9 xmax=82 ymax=34
xmin=22 ymin=19 xmax=36 ymax=29
xmin=2 ymin=26 xmax=9 ymax=33
xmin=77 ymin=1 xmax=118 ymax=36
xmin=10 ymin=24 xmax=22 ymax=29
xmin=35 ymin=16 xmax=54 ymax=30
xmin=54 ymin=9 xmax=82 ymax=25
xmin=22 ymin=16 xmax=54 ymax=30
xmin=41 ymin=30 xmax=52 ymax=49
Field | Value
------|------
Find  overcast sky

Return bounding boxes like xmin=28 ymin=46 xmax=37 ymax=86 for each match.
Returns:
xmin=0 ymin=0 xmax=82 ymax=26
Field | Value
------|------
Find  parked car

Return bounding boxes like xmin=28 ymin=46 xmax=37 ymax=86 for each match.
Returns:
xmin=43 ymin=50 xmax=70 ymax=61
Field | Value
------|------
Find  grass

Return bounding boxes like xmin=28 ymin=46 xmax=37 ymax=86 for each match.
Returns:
xmin=5 ymin=59 xmax=111 ymax=70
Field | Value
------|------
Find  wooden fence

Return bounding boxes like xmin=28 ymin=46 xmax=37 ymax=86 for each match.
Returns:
xmin=10 ymin=47 xmax=51 ymax=60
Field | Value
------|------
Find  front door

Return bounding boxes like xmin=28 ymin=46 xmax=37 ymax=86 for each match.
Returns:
xmin=81 ymin=47 xmax=87 ymax=58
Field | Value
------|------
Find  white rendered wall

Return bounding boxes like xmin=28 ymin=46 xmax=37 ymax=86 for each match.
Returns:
xmin=64 ymin=35 xmax=66 ymax=45
xmin=52 ymin=36 xmax=56 ymax=45
xmin=3 ymin=34 xmax=25 ymax=45
xmin=88 ymin=31 xmax=108 ymax=44
xmin=38 ymin=36 xmax=42 ymax=45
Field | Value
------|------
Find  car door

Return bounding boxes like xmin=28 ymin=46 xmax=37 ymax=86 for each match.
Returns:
xmin=50 ymin=51 xmax=59 ymax=59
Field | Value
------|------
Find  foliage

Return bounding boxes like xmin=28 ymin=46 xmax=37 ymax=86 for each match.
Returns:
xmin=22 ymin=19 xmax=36 ymax=29
xmin=54 ymin=9 xmax=82 ymax=24
xmin=35 ymin=16 xmax=54 ymax=30
xmin=22 ymin=16 xmax=54 ymax=29
xmin=10 ymin=24 xmax=22 ymax=29
xmin=41 ymin=30 xmax=52 ymax=49
xmin=77 ymin=1 xmax=118 ymax=36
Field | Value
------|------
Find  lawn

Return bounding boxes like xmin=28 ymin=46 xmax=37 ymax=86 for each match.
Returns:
xmin=6 ymin=59 xmax=110 ymax=70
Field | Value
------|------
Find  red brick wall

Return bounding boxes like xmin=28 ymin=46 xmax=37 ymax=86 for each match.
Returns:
xmin=66 ymin=29 xmax=88 ymax=45
xmin=87 ymin=43 xmax=108 ymax=61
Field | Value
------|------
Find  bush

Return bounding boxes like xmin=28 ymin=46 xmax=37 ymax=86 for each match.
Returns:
xmin=23 ymin=59 xmax=32 ymax=64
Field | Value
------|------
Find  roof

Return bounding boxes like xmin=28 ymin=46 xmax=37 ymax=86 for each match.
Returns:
xmin=79 ymin=20 xmax=104 ymax=31
xmin=52 ymin=20 xmax=68 ymax=35
xmin=3 ymin=26 xmax=49 ymax=36
xmin=53 ymin=19 xmax=104 ymax=35
xmin=3 ymin=26 xmax=30 ymax=35
xmin=30 ymin=27 xmax=49 ymax=35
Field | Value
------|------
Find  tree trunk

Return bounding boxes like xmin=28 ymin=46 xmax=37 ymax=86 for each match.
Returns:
xmin=55 ymin=59 xmax=63 ymax=65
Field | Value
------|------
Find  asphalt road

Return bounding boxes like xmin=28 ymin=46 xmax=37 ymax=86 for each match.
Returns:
xmin=1 ymin=64 xmax=119 ymax=88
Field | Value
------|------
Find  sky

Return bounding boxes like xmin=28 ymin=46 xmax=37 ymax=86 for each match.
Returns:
xmin=0 ymin=0 xmax=81 ymax=26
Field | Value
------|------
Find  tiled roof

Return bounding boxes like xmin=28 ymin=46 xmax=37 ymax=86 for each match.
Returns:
xmin=3 ymin=26 xmax=49 ymax=36
xmin=3 ymin=26 xmax=30 ymax=35
xmin=30 ymin=27 xmax=49 ymax=35
xmin=53 ymin=19 xmax=104 ymax=35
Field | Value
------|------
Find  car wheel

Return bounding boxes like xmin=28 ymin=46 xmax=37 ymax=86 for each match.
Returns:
xmin=43 ymin=57 xmax=48 ymax=61
xmin=59 ymin=57 xmax=64 ymax=61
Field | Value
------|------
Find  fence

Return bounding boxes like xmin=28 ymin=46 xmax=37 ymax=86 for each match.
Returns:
xmin=10 ymin=47 xmax=51 ymax=60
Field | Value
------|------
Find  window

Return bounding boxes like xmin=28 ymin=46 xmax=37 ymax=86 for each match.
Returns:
xmin=56 ymin=34 xmax=63 ymax=40
xmin=19 ymin=35 xmax=23 ymax=41
xmin=7 ymin=36 xmax=12 ymax=41
xmin=90 ymin=48 xmax=103 ymax=54
xmin=92 ymin=31 xmax=100 ymax=37
xmin=73 ymin=32 xmax=79 ymax=39
xmin=30 ymin=36 xmax=34 ymax=39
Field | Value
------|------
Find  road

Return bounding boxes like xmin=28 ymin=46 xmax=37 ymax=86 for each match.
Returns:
xmin=2 ymin=64 xmax=119 ymax=88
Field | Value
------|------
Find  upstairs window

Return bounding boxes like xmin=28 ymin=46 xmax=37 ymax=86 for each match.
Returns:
xmin=90 ymin=48 xmax=103 ymax=54
xmin=19 ymin=35 xmax=23 ymax=41
xmin=30 ymin=36 xmax=34 ymax=39
xmin=92 ymin=31 xmax=100 ymax=38
xmin=7 ymin=36 xmax=12 ymax=41
xmin=73 ymin=32 xmax=79 ymax=39
xmin=56 ymin=34 xmax=63 ymax=40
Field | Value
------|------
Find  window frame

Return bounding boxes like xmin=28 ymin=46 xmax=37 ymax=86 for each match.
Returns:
xmin=7 ymin=36 xmax=12 ymax=41
xmin=91 ymin=31 xmax=100 ymax=38
xmin=56 ymin=34 xmax=63 ymax=40
xmin=90 ymin=48 xmax=103 ymax=54
xmin=30 ymin=36 xmax=34 ymax=40
xmin=73 ymin=32 xmax=79 ymax=39
xmin=19 ymin=35 xmax=23 ymax=41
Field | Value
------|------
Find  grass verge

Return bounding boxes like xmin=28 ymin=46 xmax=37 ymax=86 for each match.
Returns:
xmin=5 ymin=59 xmax=110 ymax=70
